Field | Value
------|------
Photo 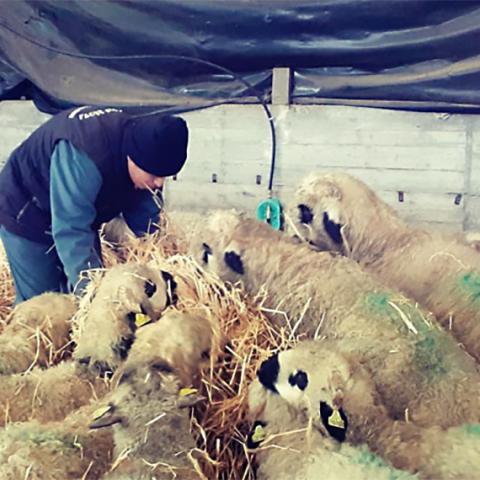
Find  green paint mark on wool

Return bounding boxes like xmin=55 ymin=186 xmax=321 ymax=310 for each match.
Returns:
xmin=458 ymin=272 xmax=480 ymax=302
xmin=364 ymin=292 xmax=447 ymax=379
xmin=364 ymin=292 xmax=428 ymax=334
xmin=354 ymin=448 xmax=418 ymax=479
xmin=16 ymin=428 xmax=77 ymax=451
xmin=463 ymin=424 xmax=480 ymax=437
xmin=364 ymin=292 xmax=391 ymax=313
xmin=414 ymin=336 xmax=447 ymax=377
xmin=355 ymin=448 xmax=390 ymax=469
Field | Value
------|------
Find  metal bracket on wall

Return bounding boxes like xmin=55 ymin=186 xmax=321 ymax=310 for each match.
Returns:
xmin=272 ymin=67 xmax=292 ymax=106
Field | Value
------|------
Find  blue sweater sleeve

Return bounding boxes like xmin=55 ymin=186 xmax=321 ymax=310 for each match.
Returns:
xmin=50 ymin=140 xmax=103 ymax=292
xmin=122 ymin=189 xmax=162 ymax=237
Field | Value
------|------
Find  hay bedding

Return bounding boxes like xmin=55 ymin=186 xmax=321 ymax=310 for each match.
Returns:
xmin=0 ymin=214 xmax=298 ymax=479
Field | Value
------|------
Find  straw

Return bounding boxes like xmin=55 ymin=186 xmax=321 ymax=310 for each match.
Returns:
xmin=0 ymin=212 xmax=296 ymax=479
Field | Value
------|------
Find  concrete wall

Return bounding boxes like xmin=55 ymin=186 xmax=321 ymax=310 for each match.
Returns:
xmin=1 ymin=100 xmax=479 ymax=232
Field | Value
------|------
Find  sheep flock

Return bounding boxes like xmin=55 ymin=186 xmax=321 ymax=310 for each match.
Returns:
xmin=1 ymin=178 xmax=480 ymax=479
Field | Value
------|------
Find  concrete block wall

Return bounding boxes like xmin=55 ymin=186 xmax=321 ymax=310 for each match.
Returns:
xmin=0 ymin=100 xmax=478 ymax=232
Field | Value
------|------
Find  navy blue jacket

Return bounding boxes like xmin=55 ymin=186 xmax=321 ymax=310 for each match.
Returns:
xmin=0 ymin=106 xmax=144 ymax=243
xmin=0 ymin=106 xmax=160 ymax=289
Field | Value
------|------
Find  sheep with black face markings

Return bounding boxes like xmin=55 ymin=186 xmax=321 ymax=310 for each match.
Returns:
xmin=0 ymin=263 xmax=176 ymax=427
xmin=247 ymin=379 xmax=417 ymax=480
xmin=257 ymin=340 xmax=480 ymax=479
xmin=0 ymin=292 xmax=77 ymax=375
xmin=195 ymin=210 xmax=480 ymax=429
xmin=291 ymin=172 xmax=480 ymax=362
xmin=73 ymin=262 xmax=177 ymax=377
xmin=0 ymin=309 xmax=214 ymax=480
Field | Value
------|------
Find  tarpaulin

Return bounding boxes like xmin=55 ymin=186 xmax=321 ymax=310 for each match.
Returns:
xmin=0 ymin=0 xmax=479 ymax=113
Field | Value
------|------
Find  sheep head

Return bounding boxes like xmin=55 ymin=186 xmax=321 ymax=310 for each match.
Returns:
xmin=74 ymin=263 xmax=179 ymax=377
xmin=193 ymin=209 xmax=285 ymax=284
xmin=121 ymin=310 xmax=215 ymax=386
xmin=291 ymin=172 xmax=404 ymax=258
xmin=89 ymin=362 xmax=204 ymax=460
xmin=256 ymin=341 xmax=353 ymax=442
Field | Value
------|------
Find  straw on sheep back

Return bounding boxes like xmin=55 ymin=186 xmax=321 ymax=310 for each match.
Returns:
xmin=291 ymin=172 xmax=480 ymax=362
xmin=0 ymin=361 xmax=109 ymax=427
xmin=0 ymin=400 xmax=114 ymax=480
xmin=258 ymin=340 xmax=480 ymax=479
xmin=0 ymin=292 xmax=76 ymax=375
xmin=91 ymin=366 xmax=204 ymax=480
xmin=194 ymin=210 xmax=480 ymax=429
xmin=247 ymin=380 xmax=417 ymax=480
xmin=73 ymin=262 xmax=178 ymax=377
xmin=90 ymin=310 xmax=216 ymax=480
xmin=0 ymin=309 xmax=215 ymax=480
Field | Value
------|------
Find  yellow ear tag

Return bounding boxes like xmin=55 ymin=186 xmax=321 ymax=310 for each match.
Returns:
xmin=179 ymin=387 xmax=198 ymax=397
xmin=328 ymin=409 xmax=345 ymax=429
xmin=92 ymin=404 xmax=112 ymax=420
xmin=251 ymin=424 xmax=266 ymax=444
xmin=135 ymin=313 xmax=151 ymax=328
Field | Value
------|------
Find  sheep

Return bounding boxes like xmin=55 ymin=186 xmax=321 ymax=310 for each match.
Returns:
xmin=0 ymin=292 xmax=77 ymax=375
xmin=247 ymin=379 xmax=417 ymax=480
xmin=0 ymin=265 xmax=178 ymax=427
xmin=73 ymin=262 xmax=178 ymax=377
xmin=291 ymin=171 xmax=480 ymax=362
xmin=0 ymin=400 xmax=114 ymax=480
xmin=194 ymin=210 xmax=480 ymax=428
xmin=91 ymin=366 xmax=204 ymax=480
xmin=121 ymin=309 xmax=217 ymax=386
xmin=257 ymin=340 xmax=480 ymax=479
xmin=0 ymin=361 xmax=110 ymax=427
xmin=0 ymin=309 xmax=213 ymax=428
xmin=89 ymin=309 xmax=215 ymax=479
xmin=0 ymin=309 xmax=214 ymax=480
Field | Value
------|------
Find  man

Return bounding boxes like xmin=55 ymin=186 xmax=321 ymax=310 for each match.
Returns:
xmin=0 ymin=106 xmax=188 ymax=303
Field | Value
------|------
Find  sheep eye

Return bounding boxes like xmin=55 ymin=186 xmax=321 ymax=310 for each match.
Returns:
xmin=298 ymin=204 xmax=314 ymax=224
xmin=202 ymin=243 xmax=212 ymax=264
xmin=201 ymin=350 xmax=210 ymax=360
xmin=144 ymin=280 xmax=157 ymax=298
xmin=288 ymin=370 xmax=309 ymax=391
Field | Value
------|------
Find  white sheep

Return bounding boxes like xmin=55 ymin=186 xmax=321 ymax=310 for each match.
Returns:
xmin=194 ymin=210 xmax=480 ymax=429
xmin=258 ymin=340 xmax=480 ymax=479
xmin=291 ymin=171 xmax=480 ymax=362
xmin=0 ymin=309 xmax=214 ymax=480
xmin=92 ymin=308 xmax=214 ymax=479
xmin=247 ymin=379 xmax=417 ymax=480
xmin=0 ymin=292 xmax=77 ymax=375
xmin=0 ymin=265 xmax=177 ymax=427
xmin=0 ymin=401 xmax=114 ymax=480
xmin=91 ymin=366 xmax=204 ymax=480
xmin=73 ymin=262 xmax=178 ymax=377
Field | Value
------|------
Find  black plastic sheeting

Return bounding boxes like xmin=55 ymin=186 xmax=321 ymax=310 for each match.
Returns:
xmin=0 ymin=0 xmax=480 ymax=114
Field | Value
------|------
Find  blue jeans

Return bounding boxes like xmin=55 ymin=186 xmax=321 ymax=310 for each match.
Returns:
xmin=0 ymin=226 xmax=68 ymax=304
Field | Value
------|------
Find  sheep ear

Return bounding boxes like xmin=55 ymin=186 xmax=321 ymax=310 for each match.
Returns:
xmin=257 ymin=354 xmax=280 ymax=393
xmin=319 ymin=401 xmax=348 ymax=442
xmin=89 ymin=404 xmax=123 ymax=429
xmin=298 ymin=204 xmax=314 ymax=224
xmin=323 ymin=212 xmax=343 ymax=245
xmin=177 ymin=393 xmax=205 ymax=408
xmin=224 ymin=251 xmax=244 ymax=274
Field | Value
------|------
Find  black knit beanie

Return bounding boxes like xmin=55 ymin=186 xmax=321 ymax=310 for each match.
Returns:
xmin=123 ymin=114 xmax=188 ymax=176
